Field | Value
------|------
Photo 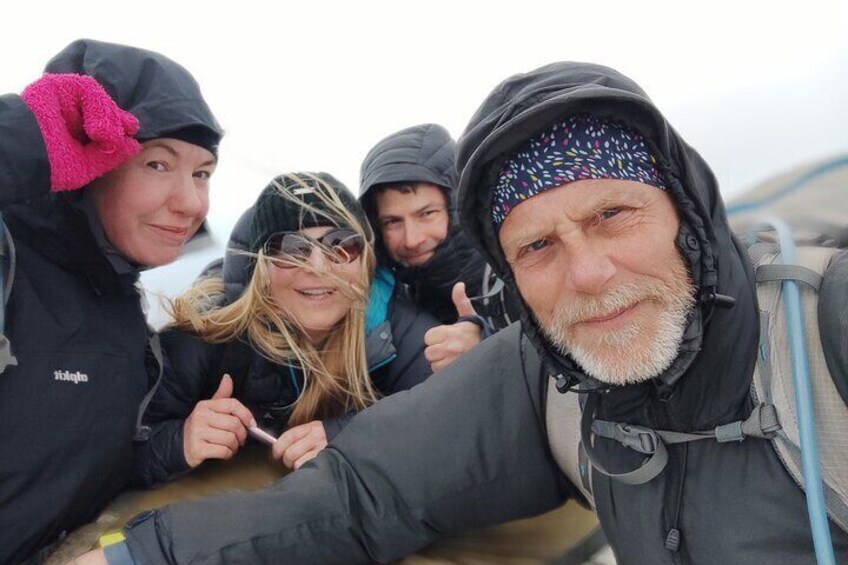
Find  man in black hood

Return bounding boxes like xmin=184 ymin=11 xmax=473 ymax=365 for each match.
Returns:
xmin=0 ymin=39 xmax=222 ymax=563
xmin=94 ymin=62 xmax=847 ymax=565
xmin=360 ymin=124 xmax=517 ymax=371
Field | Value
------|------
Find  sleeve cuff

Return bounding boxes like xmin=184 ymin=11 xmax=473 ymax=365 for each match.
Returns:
xmin=104 ymin=541 xmax=136 ymax=565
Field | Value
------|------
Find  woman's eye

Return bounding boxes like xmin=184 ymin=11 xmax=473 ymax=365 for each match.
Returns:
xmin=146 ymin=161 xmax=167 ymax=172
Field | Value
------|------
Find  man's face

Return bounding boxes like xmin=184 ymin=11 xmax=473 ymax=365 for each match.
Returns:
xmin=374 ymin=183 xmax=449 ymax=267
xmin=90 ymin=138 xmax=215 ymax=267
xmin=499 ymin=179 xmax=695 ymax=385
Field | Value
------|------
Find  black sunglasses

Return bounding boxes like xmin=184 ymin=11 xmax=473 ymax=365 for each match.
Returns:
xmin=263 ymin=228 xmax=364 ymax=268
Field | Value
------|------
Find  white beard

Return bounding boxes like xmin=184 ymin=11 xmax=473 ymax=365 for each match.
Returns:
xmin=540 ymin=257 xmax=695 ymax=386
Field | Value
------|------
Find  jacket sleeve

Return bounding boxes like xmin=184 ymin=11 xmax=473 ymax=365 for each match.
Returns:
xmin=132 ymin=329 xmax=225 ymax=487
xmin=122 ymin=324 xmax=572 ymax=564
xmin=0 ymin=94 xmax=52 ymax=209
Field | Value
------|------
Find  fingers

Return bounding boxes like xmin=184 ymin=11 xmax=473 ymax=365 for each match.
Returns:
xmin=120 ymin=109 xmax=141 ymax=136
xmin=77 ymin=76 xmax=132 ymax=142
xmin=206 ymin=396 xmax=256 ymax=428
xmin=424 ymin=324 xmax=449 ymax=347
xmin=182 ymin=391 xmax=256 ymax=468
xmin=212 ymin=374 xmax=234 ymax=399
xmin=271 ymin=423 xmax=313 ymax=462
xmin=183 ymin=412 xmax=243 ymax=468
xmin=451 ymin=282 xmax=477 ymax=318
xmin=293 ymin=450 xmax=322 ymax=470
xmin=272 ymin=421 xmax=328 ymax=469
xmin=425 ymin=320 xmax=483 ymax=371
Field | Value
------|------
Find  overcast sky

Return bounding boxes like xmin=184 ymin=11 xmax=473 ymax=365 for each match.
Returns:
xmin=3 ymin=1 xmax=846 ymax=325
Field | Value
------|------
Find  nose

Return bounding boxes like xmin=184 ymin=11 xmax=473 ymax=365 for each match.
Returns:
xmin=170 ymin=174 xmax=208 ymax=218
xmin=402 ymin=221 xmax=427 ymax=250
xmin=563 ymin=241 xmax=616 ymax=295
xmin=304 ymin=245 xmax=330 ymax=271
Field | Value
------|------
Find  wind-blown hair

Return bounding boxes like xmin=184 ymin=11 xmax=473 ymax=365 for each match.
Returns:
xmin=168 ymin=173 xmax=379 ymax=425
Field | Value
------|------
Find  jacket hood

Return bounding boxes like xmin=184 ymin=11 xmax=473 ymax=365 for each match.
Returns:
xmin=359 ymin=123 xmax=458 ymax=207
xmin=16 ymin=39 xmax=224 ymax=279
xmin=456 ymin=62 xmax=758 ymax=429
xmin=44 ymin=38 xmax=223 ymax=149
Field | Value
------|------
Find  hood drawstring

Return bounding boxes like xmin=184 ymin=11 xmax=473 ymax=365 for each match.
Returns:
xmin=664 ymin=443 xmax=689 ymax=554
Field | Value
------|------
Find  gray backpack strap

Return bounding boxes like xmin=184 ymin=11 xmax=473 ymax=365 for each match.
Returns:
xmin=580 ymin=393 xmax=669 ymax=486
xmin=133 ymin=331 xmax=164 ymax=442
xmin=756 ymin=264 xmax=823 ymax=290
xmin=546 ymin=378 xmax=595 ymax=507
xmin=0 ymin=212 xmax=17 ymax=373
xmin=593 ymin=402 xmax=781 ymax=447
xmin=586 ymin=402 xmax=782 ymax=486
xmin=752 ymin=244 xmax=848 ymax=533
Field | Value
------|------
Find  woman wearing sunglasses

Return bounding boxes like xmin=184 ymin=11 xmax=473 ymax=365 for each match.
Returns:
xmin=134 ymin=172 xmax=439 ymax=485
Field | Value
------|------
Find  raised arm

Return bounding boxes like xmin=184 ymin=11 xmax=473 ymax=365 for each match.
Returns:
xmin=0 ymin=74 xmax=139 ymax=210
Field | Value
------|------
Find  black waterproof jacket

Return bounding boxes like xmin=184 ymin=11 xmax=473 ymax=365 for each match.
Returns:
xmin=359 ymin=123 xmax=516 ymax=328
xmin=121 ymin=64 xmax=847 ymax=564
xmin=132 ymin=203 xmax=438 ymax=487
xmin=0 ymin=39 xmax=221 ymax=564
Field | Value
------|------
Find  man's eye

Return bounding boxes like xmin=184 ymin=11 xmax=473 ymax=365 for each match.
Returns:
xmin=382 ymin=219 xmax=399 ymax=227
xmin=596 ymin=208 xmax=621 ymax=222
xmin=194 ymin=170 xmax=213 ymax=180
xmin=519 ymin=239 xmax=549 ymax=257
xmin=529 ymin=239 xmax=549 ymax=251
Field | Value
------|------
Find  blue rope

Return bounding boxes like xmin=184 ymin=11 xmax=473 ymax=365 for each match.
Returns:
xmin=766 ymin=217 xmax=836 ymax=565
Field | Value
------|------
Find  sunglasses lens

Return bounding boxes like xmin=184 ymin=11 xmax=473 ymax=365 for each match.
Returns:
xmin=265 ymin=233 xmax=311 ymax=267
xmin=264 ymin=229 xmax=364 ymax=267
xmin=322 ymin=230 xmax=363 ymax=264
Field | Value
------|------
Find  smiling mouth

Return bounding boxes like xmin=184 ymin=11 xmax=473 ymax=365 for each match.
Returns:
xmin=297 ymin=288 xmax=336 ymax=297
xmin=579 ymin=303 xmax=638 ymax=325
xmin=149 ymin=224 xmax=190 ymax=242
xmin=404 ymin=250 xmax=434 ymax=264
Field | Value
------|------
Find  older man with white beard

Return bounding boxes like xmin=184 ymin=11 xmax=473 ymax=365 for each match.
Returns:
xmin=92 ymin=62 xmax=847 ymax=565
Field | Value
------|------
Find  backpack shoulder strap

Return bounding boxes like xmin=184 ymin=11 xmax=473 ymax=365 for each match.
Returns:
xmin=0 ymin=212 xmax=17 ymax=373
xmin=546 ymin=378 xmax=595 ymax=507
xmin=752 ymin=244 xmax=848 ymax=532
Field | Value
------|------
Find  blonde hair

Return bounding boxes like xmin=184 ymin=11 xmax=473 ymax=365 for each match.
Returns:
xmin=168 ymin=173 xmax=380 ymax=425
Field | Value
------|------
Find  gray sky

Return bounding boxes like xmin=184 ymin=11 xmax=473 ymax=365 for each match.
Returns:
xmin=2 ymin=1 xmax=846 ymax=325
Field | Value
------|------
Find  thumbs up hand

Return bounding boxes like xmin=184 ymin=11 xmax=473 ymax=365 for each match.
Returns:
xmin=183 ymin=374 xmax=257 ymax=468
xmin=424 ymin=282 xmax=485 ymax=372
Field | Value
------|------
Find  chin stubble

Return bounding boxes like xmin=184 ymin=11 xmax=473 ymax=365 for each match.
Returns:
xmin=542 ymin=257 xmax=696 ymax=386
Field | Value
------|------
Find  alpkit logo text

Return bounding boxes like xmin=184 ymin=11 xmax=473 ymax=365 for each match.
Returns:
xmin=54 ymin=370 xmax=89 ymax=384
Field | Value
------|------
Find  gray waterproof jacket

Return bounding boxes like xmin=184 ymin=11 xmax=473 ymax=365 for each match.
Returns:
xmin=121 ymin=63 xmax=847 ymax=564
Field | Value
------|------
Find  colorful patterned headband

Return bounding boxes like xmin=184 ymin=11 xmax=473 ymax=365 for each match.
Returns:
xmin=491 ymin=115 xmax=666 ymax=229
